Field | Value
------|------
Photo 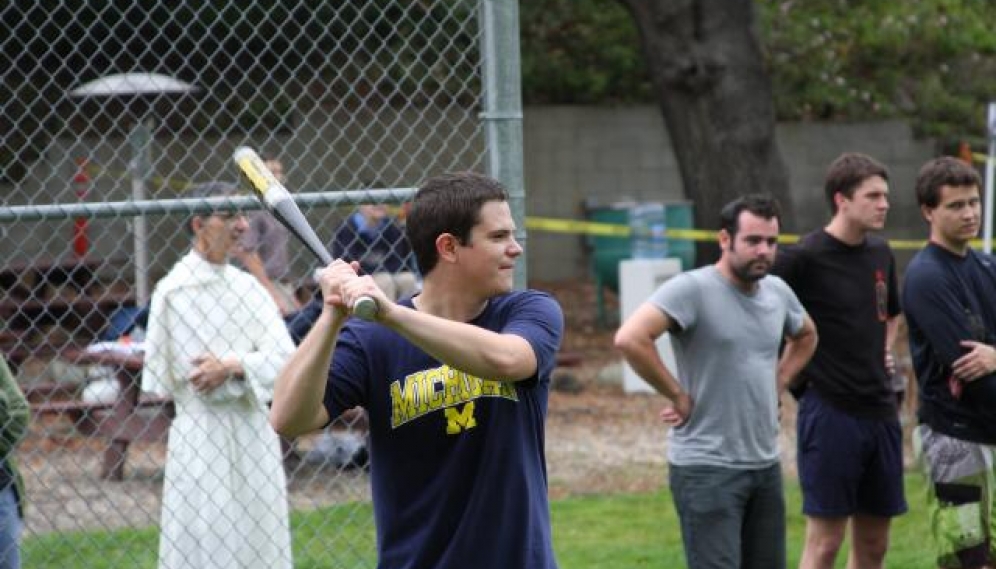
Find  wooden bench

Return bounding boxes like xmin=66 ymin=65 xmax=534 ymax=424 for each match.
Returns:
xmin=32 ymin=393 xmax=173 ymax=439
xmin=0 ymin=257 xmax=106 ymax=300
xmin=0 ymin=256 xmax=134 ymax=373
xmin=0 ymin=293 xmax=136 ymax=336
xmin=1 ymin=291 xmax=136 ymax=375
xmin=556 ymin=351 xmax=583 ymax=368
xmin=0 ymin=256 xmax=130 ymax=296
xmin=23 ymin=380 xmax=80 ymax=402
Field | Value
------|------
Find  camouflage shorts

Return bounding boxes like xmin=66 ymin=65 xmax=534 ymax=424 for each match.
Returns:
xmin=914 ymin=424 xmax=996 ymax=569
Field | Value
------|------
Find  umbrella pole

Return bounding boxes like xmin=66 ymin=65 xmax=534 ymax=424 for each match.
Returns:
xmin=129 ymin=118 xmax=152 ymax=304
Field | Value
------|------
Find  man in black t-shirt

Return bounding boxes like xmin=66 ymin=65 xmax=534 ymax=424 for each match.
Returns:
xmin=773 ymin=153 xmax=906 ymax=569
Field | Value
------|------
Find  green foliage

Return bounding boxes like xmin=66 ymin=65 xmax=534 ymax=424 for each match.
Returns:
xmin=520 ymin=0 xmax=996 ymax=144
xmin=520 ymin=0 xmax=653 ymax=104
xmin=755 ymin=0 xmax=996 ymax=143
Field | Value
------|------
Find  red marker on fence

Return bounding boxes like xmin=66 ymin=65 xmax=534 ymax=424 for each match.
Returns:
xmin=73 ymin=157 xmax=90 ymax=257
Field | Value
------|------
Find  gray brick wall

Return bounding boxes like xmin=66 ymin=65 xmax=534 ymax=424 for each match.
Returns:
xmin=524 ymin=108 xmax=942 ymax=281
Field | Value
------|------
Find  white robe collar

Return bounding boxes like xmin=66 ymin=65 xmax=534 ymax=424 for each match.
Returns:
xmin=159 ymin=249 xmax=232 ymax=292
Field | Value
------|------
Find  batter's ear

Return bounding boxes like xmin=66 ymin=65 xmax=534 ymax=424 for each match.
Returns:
xmin=435 ymin=233 xmax=459 ymax=264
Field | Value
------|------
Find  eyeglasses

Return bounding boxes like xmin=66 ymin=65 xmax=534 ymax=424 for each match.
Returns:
xmin=204 ymin=211 xmax=246 ymax=227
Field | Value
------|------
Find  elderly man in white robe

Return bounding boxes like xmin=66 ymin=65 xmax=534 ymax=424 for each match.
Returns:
xmin=142 ymin=182 xmax=295 ymax=569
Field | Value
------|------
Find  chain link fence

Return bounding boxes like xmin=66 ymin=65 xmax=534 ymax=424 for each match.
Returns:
xmin=1 ymin=1 xmax=524 ymax=566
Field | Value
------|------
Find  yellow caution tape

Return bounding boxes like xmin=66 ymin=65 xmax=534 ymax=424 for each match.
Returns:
xmin=83 ymin=162 xmax=195 ymax=191
xmin=524 ymin=215 xmax=989 ymax=251
xmin=72 ymin=162 xmax=993 ymax=252
xmin=525 ymin=217 xmax=630 ymax=237
xmin=526 ymin=216 xmax=796 ymax=243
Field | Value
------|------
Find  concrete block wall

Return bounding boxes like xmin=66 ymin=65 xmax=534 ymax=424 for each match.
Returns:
xmin=523 ymin=106 xmax=685 ymax=282
xmin=523 ymin=108 xmax=943 ymax=281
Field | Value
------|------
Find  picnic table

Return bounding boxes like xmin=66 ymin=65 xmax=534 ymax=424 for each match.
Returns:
xmin=34 ymin=346 xmax=173 ymax=481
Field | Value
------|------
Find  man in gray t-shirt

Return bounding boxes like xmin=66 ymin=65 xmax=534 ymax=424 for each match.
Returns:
xmin=615 ymin=194 xmax=817 ymax=569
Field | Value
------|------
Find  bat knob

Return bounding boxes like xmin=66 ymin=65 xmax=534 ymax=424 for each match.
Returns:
xmin=232 ymin=146 xmax=257 ymax=162
xmin=352 ymin=296 xmax=379 ymax=321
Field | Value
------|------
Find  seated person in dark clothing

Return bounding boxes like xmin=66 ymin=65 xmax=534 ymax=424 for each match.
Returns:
xmin=287 ymin=203 xmax=418 ymax=342
xmin=285 ymin=294 xmax=324 ymax=345
xmin=331 ymin=203 xmax=418 ymax=302
xmin=99 ymin=304 xmax=149 ymax=342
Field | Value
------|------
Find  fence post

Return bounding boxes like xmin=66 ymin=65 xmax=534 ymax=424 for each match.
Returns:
xmin=480 ymin=0 xmax=527 ymax=288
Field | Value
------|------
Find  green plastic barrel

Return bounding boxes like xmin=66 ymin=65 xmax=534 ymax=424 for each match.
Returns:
xmin=664 ymin=201 xmax=695 ymax=271
xmin=587 ymin=205 xmax=631 ymax=294
xmin=586 ymin=201 xmax=696 ymax=327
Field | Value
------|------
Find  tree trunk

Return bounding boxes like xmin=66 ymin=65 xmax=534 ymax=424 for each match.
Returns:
xmin=619 ymin=0 xmax=793 ymax=264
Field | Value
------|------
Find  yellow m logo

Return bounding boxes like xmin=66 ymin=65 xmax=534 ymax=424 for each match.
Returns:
xmin=444 ymin=402 xmax=477 ymax=434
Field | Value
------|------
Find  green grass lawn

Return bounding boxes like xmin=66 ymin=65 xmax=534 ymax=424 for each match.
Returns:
xmin=23 ymin=474 xmax=931 ymax=568
xmin=552 ymin=473 xmax=932 ymax=568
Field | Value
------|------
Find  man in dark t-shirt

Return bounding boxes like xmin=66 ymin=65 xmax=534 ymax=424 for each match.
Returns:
xmin=269 ymin=172 xmax=563 ymax=569
xmin=903 ymin=157 xmax=996 ymax=568
xmin=773 ymin=153 xmax=906 ymax=569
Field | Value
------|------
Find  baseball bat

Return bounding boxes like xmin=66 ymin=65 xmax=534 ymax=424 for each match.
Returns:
xmin=232 ymin=146 xmax=378 ymax=321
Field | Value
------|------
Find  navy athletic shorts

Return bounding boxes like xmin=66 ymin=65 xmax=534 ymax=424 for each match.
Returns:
xmin=796 ymin=389 xmax=907 ymax=517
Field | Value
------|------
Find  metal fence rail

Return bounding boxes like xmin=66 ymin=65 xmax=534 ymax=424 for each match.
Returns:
xmin=0 ymin=1 xmax=523 ymax=566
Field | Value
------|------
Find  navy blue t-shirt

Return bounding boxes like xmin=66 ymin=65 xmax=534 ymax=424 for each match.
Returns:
xmin=903 ymin=243 xmax=996 ymax=443
xmin=324 ymin=290 xmax=564 ymax=569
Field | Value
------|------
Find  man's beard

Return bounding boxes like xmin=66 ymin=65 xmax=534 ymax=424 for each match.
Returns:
xmin=730 ymin=259 xmax=770 ymax=284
